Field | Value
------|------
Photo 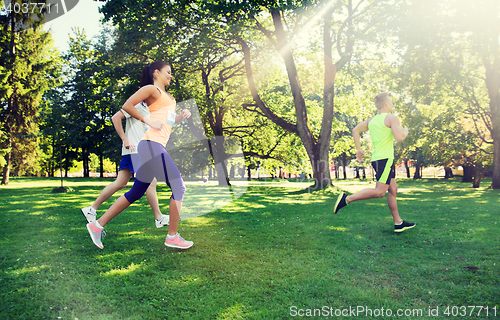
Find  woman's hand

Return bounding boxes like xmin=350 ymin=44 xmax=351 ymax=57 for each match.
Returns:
xmin=144 ymin=118 xmax=164 ymax=131
xmin=122 ymin=138 xmax=136 ymax=152
xmin=151 ymin=120 xmax=164 ymax=130
xmin=180 ymin=109 xmax=191 ymax=119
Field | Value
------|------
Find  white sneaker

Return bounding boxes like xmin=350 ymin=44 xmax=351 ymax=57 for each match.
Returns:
xmin=155 ymin=215 xmax=170 ymax=228
xmin=81 ymin=206 xmax=97 ymax=223
xmin=86 ymin=221 xmax=105 ymax=249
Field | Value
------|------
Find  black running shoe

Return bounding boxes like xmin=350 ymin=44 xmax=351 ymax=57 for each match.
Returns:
xmin=334 ymin=192 xmax=348 ymax=214
xmin=394 ymin=220 xmax=416 ymax=233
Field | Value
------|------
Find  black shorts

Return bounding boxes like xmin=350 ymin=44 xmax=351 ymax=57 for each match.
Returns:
xmin=372 ymin=158 xmax=395 ymax=185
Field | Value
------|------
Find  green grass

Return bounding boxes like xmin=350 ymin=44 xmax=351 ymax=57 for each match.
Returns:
xmin=0 ymin=177 xmax=499 ymax=319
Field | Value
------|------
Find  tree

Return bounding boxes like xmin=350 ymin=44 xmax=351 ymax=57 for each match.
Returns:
xmin=394 ymin=0 xmax=500 ymax=188
xmin=0 ymin=0 xmax=61 ymax=184
xmin=238 ymin=68 xmax=313 ymax=180
xmin=100 ymin=0 xmax=302 ymax=185
xmin=59 ymin=28 xmax=118 ymax=178
xmin=91 ymin=28 xmax=127 ymax=177
xmin=101 ymin=0 xmax=394 ymax=189
xmin=40 ymin=82 xmax=76 ymax=179
xmin=175 ymin=29 xmax=247 ymax=186
xmin=453 ymin=0 xmax=500 ymax=189
xmin=224 ymin=0 xmax=388 ymax=189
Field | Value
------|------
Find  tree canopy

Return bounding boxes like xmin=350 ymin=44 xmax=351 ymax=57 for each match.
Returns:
xmin=1 ymin=0 xmax=498 ymax=189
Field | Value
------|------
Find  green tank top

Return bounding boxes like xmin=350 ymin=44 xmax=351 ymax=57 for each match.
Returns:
xmin=368 ymin=113 xmax=394 ymax=161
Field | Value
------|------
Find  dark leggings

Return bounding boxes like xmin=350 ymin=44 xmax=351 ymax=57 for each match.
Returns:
xmin=124 ymin=140 xmax=185 ymax=203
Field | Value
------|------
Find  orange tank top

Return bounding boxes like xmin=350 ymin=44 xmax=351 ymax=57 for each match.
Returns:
xmin=143 ymin=87 xmax=176 ymax=146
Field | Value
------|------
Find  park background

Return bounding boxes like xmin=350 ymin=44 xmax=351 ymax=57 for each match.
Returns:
xmin=0 ymin=0 xmax=499 ymax=189
xmin=1 ymin=0 xmax=499 ymax=319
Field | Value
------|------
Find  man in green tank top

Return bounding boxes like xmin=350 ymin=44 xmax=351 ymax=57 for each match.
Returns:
xmin=333 ymin=93 xmax=415 ymax=232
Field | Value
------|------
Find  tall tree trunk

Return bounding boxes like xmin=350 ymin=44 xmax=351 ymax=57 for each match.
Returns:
xmin=342 ymin=153 xmax=347 ymax=180
xmin=413 ymin=163 xmax=422 ymax=179
xmin=50 ymin=137 xmax=55 ymax=177
xmin=462 ymin=165 xmax=474 ymax=183
xmin=472 ymin=165 xmax=488 ymax=188
xmin=230 ymin=164 xmax=235 ymax=179
xmin=83 ymin=149 xmax=89 ymax=178
xmin=209 ymin=137 xmax=231 ymax=186
xmin=405 ymin=160 xmax=411 ymax=178
xmin=2 ymin=25 xmax=15 ymax=186
xmin=312 ymin=4 xmax=337 ymax=189
xmin=444 ymin=166 xmax=454 ymax=179
xmin=1 ymin=136 xmax=12 ymax=185
xmin=99 ymin=152 xmax=104 ymax=178
xmin=201 ymin=60 xmax=235 ymax=187
xmin=483 ymin=35 xmax=500 ymax=189
xmin=64 ymin=146 xmax=69 ymax=178
xmin=493 ymin=136 xmax=500 ymax=188
xmin=272 ymin=10 xmax=330 ymax=189
xmin=237 ymin=7 xmax=339 ymax=190
xmin=59 ymin=141 xmax=63 ymax=187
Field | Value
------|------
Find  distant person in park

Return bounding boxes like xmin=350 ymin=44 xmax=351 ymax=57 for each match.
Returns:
xmin=80 ymin=101 xmax=169 ymax=228
xmin=86 ymin=61 xmax=193 ymax=249
xmin=333 ymin=93 xmax=416 ymax=233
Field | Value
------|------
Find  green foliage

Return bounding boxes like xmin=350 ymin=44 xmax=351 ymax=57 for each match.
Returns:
xmin=67 ymin=160 xmax=83 ymax=174
xmin=100 ymin=0 xmax=308 ymax=182
xmin=41 ymin=28 xmax=124 ymax=178
xmin=391 ymin=0 xmax=499 ymax=187
xmin=89 ymin=153 xmax=115 ymax=173
xmin=5 ymin=0 xmax=495 ymax=188
xmin=0 ymin=8 xmax=62 ymax=182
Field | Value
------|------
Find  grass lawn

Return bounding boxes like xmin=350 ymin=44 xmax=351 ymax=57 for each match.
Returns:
xmin=0 ymin=177 xmax=499 ymax=319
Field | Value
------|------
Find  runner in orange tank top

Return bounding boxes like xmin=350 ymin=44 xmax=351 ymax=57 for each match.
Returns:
xmin=143 ymin=86 xmax=176 ymax=145
xmin=85 ymin=61 xmax=194 ymax=250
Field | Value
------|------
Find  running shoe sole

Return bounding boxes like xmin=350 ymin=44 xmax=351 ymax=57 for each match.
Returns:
xmin=164 ymin=242 xmax=194 ymax=249
xmin=394 ymin=223 xmax=416 ymax=233
xmin=334 ymin=192 xmax=346 ymax=214
xmin=164 ymin=235 xmax=194 ymax=249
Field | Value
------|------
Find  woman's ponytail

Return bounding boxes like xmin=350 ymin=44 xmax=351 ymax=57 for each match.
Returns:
xmin=140 ymin=61 xmax=170 ymax=87
xmin=140 ymin=65 xmax=153 ymax=87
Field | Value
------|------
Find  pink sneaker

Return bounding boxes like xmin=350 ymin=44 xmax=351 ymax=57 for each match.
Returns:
xmin=164 ymin=233 xmax=193 ymax=249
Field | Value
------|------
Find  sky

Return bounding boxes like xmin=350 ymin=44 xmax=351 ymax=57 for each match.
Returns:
xmin=43 ymin=0 xmax=106 ymax=53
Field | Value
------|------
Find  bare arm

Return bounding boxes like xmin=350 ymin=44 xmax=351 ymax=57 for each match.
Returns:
xmin=352 ymin=119 xmax=370 ymax=162
xmin=111 ymin=110 xmax=126 ymax=141
xmin=111 ymin=110 xmax=134 ymax=151
xmin=122 ymin=86 xmax=163 ymax=130
xmin=387 ymin=115 xmax=409 ymax=142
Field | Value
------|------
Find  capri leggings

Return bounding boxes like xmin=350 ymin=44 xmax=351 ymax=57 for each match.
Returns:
xmin=124 ymin=140 xmax=185 ymax=203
